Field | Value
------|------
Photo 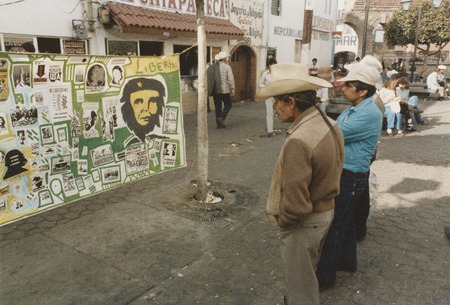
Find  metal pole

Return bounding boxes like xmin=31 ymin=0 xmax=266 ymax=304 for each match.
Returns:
xmin=361 ymin=0 xmax=370 ymax=57
xmin=411 ymin=7 xmax=421 ymax=83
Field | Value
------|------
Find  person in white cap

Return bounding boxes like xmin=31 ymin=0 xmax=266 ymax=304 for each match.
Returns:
xmin=427 ymin=65 xmax=447 ymax=100
xmin=316 ymin=62 xmax=382 ymax=291
xmin=346 ymin=55 xmax=384 ymax=242
xmin=255 ymin=63 xmax=344 ymax=305
xmin=207 ymin=51 xmax=235 ymax=128
xmin=436 ymin=65 xmax=447 ymax=97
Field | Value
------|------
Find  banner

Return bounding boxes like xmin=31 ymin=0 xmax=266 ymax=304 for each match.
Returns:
xmin=0 ymin=52 xmax=186 ymax=226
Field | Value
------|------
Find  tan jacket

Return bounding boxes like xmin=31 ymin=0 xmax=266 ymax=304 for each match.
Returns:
xmin=266 ymin=107 xmax=344 ymax=228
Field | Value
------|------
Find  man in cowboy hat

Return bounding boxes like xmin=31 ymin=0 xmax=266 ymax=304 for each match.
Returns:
xmin=256 ymin=63 xmax=344 ymax=305
xmin=316 ymin=62 xmax=382 ymax=290
xmin=207 ymin=51 xmax=235 ymax=128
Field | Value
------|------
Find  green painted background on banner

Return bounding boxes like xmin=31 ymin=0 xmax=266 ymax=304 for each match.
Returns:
xmin=0 ymin=53 xmax=186 ymax=226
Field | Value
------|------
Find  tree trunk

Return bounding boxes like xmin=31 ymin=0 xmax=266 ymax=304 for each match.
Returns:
xmin=195 ymin=0 xmax=209 ymax=202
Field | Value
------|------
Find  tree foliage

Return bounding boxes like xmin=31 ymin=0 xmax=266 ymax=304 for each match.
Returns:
xmin=384 ymin=0 xmax=450 ymax=55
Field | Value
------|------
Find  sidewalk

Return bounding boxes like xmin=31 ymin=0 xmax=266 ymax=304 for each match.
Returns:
xmin=1 ymin=99 xmax=449 ymax=305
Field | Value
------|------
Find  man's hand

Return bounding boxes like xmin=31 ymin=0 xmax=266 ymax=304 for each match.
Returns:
xmin=230 ymin=88 xmax=235 ymax=96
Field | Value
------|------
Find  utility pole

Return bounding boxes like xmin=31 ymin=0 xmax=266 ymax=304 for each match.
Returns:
xmin=195 ymin=0 xmax=209 ymax=202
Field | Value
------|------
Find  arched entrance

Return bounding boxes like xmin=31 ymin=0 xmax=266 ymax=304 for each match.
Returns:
xmin=229 ymin=44 xmax=257 ymax=102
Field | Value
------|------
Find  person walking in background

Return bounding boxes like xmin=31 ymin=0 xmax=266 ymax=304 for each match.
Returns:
xmin=207 ymin=51 xmax=235 ymax=129
xmin=258 ymin=57 xmax=277 ymax=137
xmin=316 ymin=63 xmax=382 ymax=291
xmin=256 ymin=63 xmax=344 ymax=305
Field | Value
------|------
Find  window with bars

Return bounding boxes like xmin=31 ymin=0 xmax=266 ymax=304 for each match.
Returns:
xmin=271 ymin=0 xmax=281 ymax=16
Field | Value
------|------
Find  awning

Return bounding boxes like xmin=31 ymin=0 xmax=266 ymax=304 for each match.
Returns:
xmin=103 ymin=2 xmax=244 ymax=40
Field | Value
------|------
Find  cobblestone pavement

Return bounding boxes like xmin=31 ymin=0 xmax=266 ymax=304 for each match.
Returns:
xmin=1 ymin=99 xmax=449 ymax=305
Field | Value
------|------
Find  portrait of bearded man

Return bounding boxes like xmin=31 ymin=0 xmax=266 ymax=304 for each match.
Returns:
xmin=120 ymin=77 xmax=166 ymax=146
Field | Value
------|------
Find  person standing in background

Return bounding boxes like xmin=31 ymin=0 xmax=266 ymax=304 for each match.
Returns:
xmin=315 ymin=76 xmax=329 ymax=114
xmin=316 ymin=63 xmax=382 ymax=291
xmin=309 ymin=58 xmax=319 ymax=77
xmin=258 ymin=57 xmax=277 ymax=137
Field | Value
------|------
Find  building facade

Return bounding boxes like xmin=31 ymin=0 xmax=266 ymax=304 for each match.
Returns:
xmin=0 ymin=0 xmax=339 ymax=103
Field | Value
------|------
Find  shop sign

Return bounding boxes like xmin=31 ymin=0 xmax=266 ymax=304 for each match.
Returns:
xmin=3 ymin=37 xmax=34 ymax=52
xmin=63 ymin=40 xmax=87 ymax=55
xmin=113 ymin=0 xmax=229 ymax=18
xmin=312 ymin=16 xmax=333 ymax=32
xmin=229 ymin=0 xmax=263 ymax=46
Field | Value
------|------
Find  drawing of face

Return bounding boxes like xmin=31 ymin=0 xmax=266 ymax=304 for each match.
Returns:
xmin=120 ymin=77 xmax=166 ymax=142
xmin=130 ymin=89 xmax=160 ymax=126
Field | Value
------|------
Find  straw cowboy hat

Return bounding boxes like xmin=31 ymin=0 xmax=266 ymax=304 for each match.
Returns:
xmin=337 ymin=63 xmax=380 ymax=87
xmin=215 ymin=51 xmax=229 ymax=61
xmin=255 ymin=63 xmax=332 ymax=102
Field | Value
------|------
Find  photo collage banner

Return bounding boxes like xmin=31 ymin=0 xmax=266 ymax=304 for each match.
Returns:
xmin=0 ymin=52 xmax=186 ymax=226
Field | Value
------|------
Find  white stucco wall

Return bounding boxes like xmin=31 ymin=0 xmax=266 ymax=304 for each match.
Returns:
xmin=0 ymin=0 xmax=82 ymax=38
xmin=305 ymin=0 xmax=339 ymax=72
xmin=266 ymin=1 xmax=304 ymax=64
xmin=263 ymin=0 xmax=338 ymax=74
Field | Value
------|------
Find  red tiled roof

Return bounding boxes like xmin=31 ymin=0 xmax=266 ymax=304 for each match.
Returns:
xmin=104 ymin=2 xmax=244 ymax=39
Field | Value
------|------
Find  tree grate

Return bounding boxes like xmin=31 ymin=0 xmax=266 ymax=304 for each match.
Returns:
xmin=160 ymin=182 xmax=259 ymax=228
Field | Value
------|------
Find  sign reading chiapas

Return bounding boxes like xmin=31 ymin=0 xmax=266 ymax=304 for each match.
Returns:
xmin=0 ymin=52 xmax=186 ymax=226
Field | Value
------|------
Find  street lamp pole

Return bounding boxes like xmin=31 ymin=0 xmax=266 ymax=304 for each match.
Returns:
xmin=361 ymin=0 xmax=370 ymax=58
xmin=410 ymin=7 xmax=422 ymax=83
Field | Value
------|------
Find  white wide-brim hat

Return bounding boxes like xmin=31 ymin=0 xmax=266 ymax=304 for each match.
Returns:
xmin=345 ymin=55 xmax=383 ymax=89
xmin=438 ymin=65 xmax=447 ymax=70
xmin=337 ymin=63 xmax=381 ymax=87
xmin=255 ymin=63 xmax=332 ymax=102
xmin=215 ymin=51 xmax=229 ymax=61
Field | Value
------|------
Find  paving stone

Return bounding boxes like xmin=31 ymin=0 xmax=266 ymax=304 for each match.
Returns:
xmin=2 ymin=100 xmax=450 ymax=304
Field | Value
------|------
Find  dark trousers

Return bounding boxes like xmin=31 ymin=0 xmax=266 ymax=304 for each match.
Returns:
xmin=355 ymin=180 xmax=370 ymax=240
xmin=316 ymin=172 xmax=368 ymax=286
xmin=213 ymin=93 xmax=232 ymax=121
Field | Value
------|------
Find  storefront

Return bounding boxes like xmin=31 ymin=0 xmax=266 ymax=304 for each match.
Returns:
xmin=98 ymin=1 xmax=244 ymax=113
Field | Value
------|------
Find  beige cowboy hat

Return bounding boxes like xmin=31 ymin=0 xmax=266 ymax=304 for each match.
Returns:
xmin=215 ymin=51 xmax=229 ymax=61
xmin=255 ymin=63 xmax=332 ymax=102
xmin=336 ymin=63 xmax=380 ymax=87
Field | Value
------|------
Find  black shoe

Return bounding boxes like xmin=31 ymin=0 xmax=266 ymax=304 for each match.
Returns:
xmin=216 ymin=117 xmax=226 ymax=129
xmin=445 ymin=226 xmax=450 ymax=240
xmin=283 ymin=295 xmax=289 ymax=305
xmin=438 ymin=97 xmax=444 ymax=101
xmin=356 ymin=234 xmax=366 ymax=242
xmin=336 ymin=265 xmax=357 ymax=273
xmin=319 ymin=282 xmax=335 ymax=291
